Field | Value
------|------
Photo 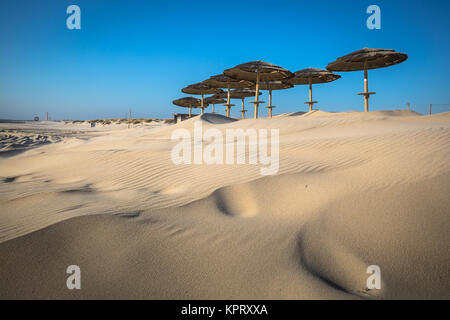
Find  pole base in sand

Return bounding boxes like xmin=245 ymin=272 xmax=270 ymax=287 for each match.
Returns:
xmin=304 ymin=101 xmax=318 ymax=112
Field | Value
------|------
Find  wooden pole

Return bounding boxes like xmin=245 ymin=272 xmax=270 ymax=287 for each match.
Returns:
xmin=226 ymin=86 xmax=231 ymax=117
xmin=309 ymin=79 xmax=313 ymax=112
xmin=189 ymin=106 xmax=192 ymax=117
xmin=201 ymin=93 xmax=204 ymax=115
xmin=364 ymin=68 xmax=369 ymax=112
xmin=212 ymin=104 xmax=215 ymax=113
xmin=241 ymin=98 xmax=245 ymax=119
xmin=268 ymin=89 xmax=273 ymax=118
xmin=254 ymin=69 xmax=260 ymax=119
xmin=429 ymin=104 xmax=432 ymax=115
xmin=407 ymin=102 xmax=410 ymax=111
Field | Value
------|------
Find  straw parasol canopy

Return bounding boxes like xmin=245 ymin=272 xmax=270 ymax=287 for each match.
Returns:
xmin=286 ymin=68 xmax=341 ymax=112
xmin=181 ymin=83 xmax=223 ymax=115
xmin=252 ymin=81 xmax=293 ymax=118
xmin=202 ymin=75 xmax=252 ymax=118
xmin=229 ymin=88 xmax=261 ymax=99
xmin=172 ymin=97 xmax=203 ymax=117
xmin=229 ymin=88 xmax=261 ymax=119
xmin=209 ymin=92 xmax=228 ymax=99
xmin=224 ymin=61 xmax=294 ymax=119
xmin=204 ymin=96 xmax=226 ymax=114
xmin=326 ymin=48 xmax=408 ymax=112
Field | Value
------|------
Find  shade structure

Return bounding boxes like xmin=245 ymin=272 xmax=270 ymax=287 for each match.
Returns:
xmin=208 ymin=92 xmax=228 ymax=113
xmin=204 ymin=96 xmax=226 ymax=113
xmin=326 ymin=48 xmax=408 ymax=112
xmin=224 ymin=61 xmax=294 ymax=119
xmin=209 ymin=92 xmax=228 ymax=99
xmin=229 ymin=88 xmax=261 ymax=119
xmin=181 ymin=83 xmax=223 ymax=115
xmin=202 ymin=75 xmax=252 ymax=118
xmin=252 ymin=81 xmax=293 ymax=118
xmin=172 ymin=97 xmax=202 ymax=117
xmin=286 ymin=68 xmax=341 ymax=112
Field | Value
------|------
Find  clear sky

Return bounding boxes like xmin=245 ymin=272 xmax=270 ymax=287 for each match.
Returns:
xmin=0 ymin=0 xmax=449 ymax=120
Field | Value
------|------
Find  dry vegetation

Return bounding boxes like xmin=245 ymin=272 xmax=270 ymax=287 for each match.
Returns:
xmin=66 ymin=118 xmax=175 ymax=125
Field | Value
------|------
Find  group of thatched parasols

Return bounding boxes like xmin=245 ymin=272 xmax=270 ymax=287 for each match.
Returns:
xmin=172 ymin=48 xmax=408 ymax=119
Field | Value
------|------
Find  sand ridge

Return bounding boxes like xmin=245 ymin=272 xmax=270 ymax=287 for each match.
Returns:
xmin=0 ymin=110 xmax=449 ymax=299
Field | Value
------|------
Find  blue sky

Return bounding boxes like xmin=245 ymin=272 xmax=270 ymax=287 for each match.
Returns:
xmin=0 ymin=0 xmax=449 ymax=119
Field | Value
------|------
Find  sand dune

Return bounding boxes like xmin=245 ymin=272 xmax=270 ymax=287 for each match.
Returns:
xmin=0 ymin=111 xmax=449 ymax=299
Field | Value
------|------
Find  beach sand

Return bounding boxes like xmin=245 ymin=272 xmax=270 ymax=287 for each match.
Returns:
xmin=0 ymin=110 xmax=449 ymax=299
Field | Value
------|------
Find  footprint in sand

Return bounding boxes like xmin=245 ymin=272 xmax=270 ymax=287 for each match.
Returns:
xmin=212 ymin=183 xmax=259 ymax=218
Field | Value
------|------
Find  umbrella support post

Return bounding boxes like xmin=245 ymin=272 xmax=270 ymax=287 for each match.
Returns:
xmin=241 ymin=98 xmax=247 ymax=119
xmin=304 ymin=83 xmax=318 ymax=112
xmin=224 ymin=104 xmax=235 ymax=118
xmin=201 ymin=94 xmax=204 ymax=115
xmin=223 ymin=87 xmax=235 ymax=118
xmin=248 ymin=70 xmax=265 ymax=119
xmin=226 ymin=87 xmax=231 ymax=117
xmin=266 ymin=106 xmax=275 ymax=118
xmin=357 ymin=68 xmax=376 ymax=112
xmin=189 ymin=107 xmax=192 ymax=117
xmin=255 ymin=69 xmax=260 ymax=119
xmin=266 ymin=89 xmax=275 ymax=118
xmin=364 ymin=69 xmax=369 ymax=112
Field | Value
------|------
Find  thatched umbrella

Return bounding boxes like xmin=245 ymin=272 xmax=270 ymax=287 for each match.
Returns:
xmin=254 ymin=81 xmax=293 ymax=118
xmin=209 ymin=92 xmax=228 ymax=99
xmin=172 ymin=97 xmax=202 ymax=117
xmin=224 ymin=61 xmax=293 ymax=118
xmin=229 ymin=88 xmax=261 ymax=119
xmin=326 ymin=48 xmax=408 ymax=112
xmin=181 ymin=83 xmax=223 ymax=115
xmin=204 ymin=96 xmax=226 ymax=113
xmin=208 ymin=92 xmax=228 ymax=114
xmin=202 ymin=75 xmax=252 ymax=118
xmin=286 ymin=68 xmax=341 ymax=112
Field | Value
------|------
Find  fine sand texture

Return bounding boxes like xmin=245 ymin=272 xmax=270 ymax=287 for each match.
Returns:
xmin=0 ymin=111 xmax=449 ymax=299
